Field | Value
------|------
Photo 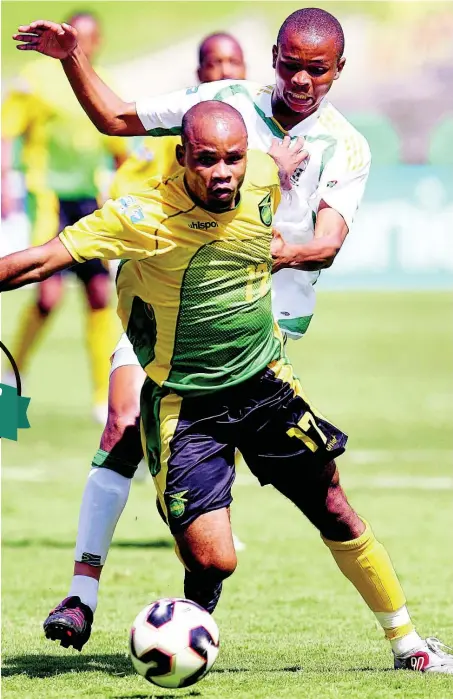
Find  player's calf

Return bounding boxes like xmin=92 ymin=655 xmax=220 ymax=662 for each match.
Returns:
xmin=175 ymin=509 xmax=237 ymax=614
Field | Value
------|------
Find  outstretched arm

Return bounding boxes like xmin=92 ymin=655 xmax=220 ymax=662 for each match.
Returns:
xmin=271 ymin=202 xmax=348 ymax=273
xmin=13 ymin=21 xmax=144 ymax=136
xmin=0 ymin=238 xmax=75 ymax=291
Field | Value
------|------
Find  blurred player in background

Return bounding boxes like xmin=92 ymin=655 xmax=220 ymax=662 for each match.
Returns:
xmin=110 ymin=32 xmax=246 ymax=198
xmin=1 ymin=12 xmax=128 ymax=422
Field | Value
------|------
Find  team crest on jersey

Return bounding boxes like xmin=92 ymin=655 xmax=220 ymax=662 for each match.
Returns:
xmin=290 ymin=154 xmax=311 ymax=186
xmin=258 ymin=193 xmax=272 ymax=227
xmin=168 ymin=491 xmax=189 ymax=519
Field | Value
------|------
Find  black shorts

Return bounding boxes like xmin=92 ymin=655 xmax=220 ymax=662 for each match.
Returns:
xmin=59 ymin=198 xmax=109 ymax=283
xmin=141 ymin=359 xmax=348 ymax=534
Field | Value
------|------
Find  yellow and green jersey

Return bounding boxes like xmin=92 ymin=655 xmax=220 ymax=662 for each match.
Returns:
xmin=1 ymin=58 xmax=127 ymax=198
xmin=60 ymin=149 xmax=283 ymax=395
xmin=110 ymin=136 xmax=180 ymax=199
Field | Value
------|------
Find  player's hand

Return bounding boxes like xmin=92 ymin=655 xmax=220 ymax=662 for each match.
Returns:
xmin=271 ymin=228 xmax=290 ymax=273
xmin=267 ymin=136 xmax=309 ymax=191
xmin=13 ymin=21 xmax=78 ymax=60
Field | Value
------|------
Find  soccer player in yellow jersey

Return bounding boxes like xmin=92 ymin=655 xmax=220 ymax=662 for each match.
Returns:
xmin=2 ymin=102 xmax=453 ymax=673
xmin=108 ymin=32 xmax=247 ymax=506
xmin=1 ymin=12 xmax=128 ymax=422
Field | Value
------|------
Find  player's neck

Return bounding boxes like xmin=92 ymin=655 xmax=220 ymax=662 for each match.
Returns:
xmin=271 ymin=93 xmax=320 ymax=131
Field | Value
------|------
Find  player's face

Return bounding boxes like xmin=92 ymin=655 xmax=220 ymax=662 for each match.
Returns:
xmin=179 ymin=120 xmax=247 ymax=212
xmin=198 ymin=37 xmax=246 ymax=83
xmin=272 ymin=31 xmax=345 ymax=125
xmin=72 ymin=16 xmax=102 ymax=60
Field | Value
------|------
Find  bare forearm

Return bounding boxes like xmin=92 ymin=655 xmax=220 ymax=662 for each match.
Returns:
xmin=61 ymin=47 xmax=141 ymax=135
xmin=0 ymin=245 xmax=73 ymax=291
xmin=274 ymin=235 xmax=342 ymax=272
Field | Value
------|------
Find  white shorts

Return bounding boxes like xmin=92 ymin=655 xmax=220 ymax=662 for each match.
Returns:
xmin=110 ymin=333 xmax=141 ymax=376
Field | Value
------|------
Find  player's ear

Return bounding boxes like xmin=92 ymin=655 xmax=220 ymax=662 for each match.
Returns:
xmin=272 ymin=44 xmax=278 ymax=69
xmin=197 ymin=67 xmax=202 ymax=82
xmin=334 ymin=56 xmax=346 ymax=80
xmin=176 ymin=143 xmax=185 ymax=167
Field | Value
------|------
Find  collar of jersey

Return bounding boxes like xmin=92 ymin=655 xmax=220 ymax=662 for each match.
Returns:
xmin=257 ymin=89 xmax=326 ymax=137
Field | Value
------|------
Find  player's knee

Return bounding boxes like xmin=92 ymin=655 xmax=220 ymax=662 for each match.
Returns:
xmin=37 ymin=275 xmax=63 ymax=314
xmin=37 ymin=290 xmax=61 ymax=315
xmin=321 ymin=479 xmax=362 ymax=540
xmin=101 ymin=414 xmax=141 ymax=453
xmin=195 ymin=550 xmax=237 ymax=581
xmin=86 ymin=276 xmax=111 ymax=309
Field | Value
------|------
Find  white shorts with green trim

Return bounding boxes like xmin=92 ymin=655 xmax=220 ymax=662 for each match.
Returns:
xmin=271 ymin=268 xmax=318 ymax=340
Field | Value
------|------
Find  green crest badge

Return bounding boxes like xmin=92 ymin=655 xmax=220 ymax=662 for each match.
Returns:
xmin=168 ymin=490 xmax=188 ymax=519
xmin=258 ymin=193 xmax=272 ymax=227
xmin=0 ymin=341 xmax=31 ymax=441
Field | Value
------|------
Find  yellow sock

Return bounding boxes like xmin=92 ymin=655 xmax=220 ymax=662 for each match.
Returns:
xmin=323 ymin=520 xmax=415 ymax=641
xmin=86 ymin=307 xmax=115 ymax=407
xmin=11 ymin=304 xmax=49 ymax=373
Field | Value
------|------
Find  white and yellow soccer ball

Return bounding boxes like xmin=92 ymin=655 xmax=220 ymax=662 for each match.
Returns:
xmin=129 ymin=598 xmax=220 ymax=688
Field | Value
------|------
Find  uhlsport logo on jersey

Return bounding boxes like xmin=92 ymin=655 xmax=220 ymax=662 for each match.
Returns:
xmin=168 ymin=491 xmax=189 ymax=519
xmin=258 ymin=193 xmax=273 ymax=227
xmin=0 ymin=341 xmax=31 ymax=441
xmin=189 ymin=220 xmax=218 ymax=230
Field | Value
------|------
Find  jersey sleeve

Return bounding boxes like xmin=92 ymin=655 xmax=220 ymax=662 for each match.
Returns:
xmin=135 ymin=80 xmax=241 ymax=134
xmin=59 ymin=195 xmax=173 ymax=263
xmin=317 ymin=134 xmax=371 ymax=230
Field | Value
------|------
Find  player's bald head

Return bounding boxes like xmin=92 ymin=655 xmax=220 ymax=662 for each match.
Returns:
xmin=177 ymin=102 xmax=248 ymax=212
xmin=197 ymin=32 xmax=246 ymax=83
xmin=199 ymin=33 xmax=244 ymax=66
xmin=277 ymin=8 xmax=344 ymax=58
xmin=181 ymin=101 xmax=247 ymax=146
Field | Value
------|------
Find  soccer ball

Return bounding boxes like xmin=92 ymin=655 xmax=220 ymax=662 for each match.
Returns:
xmin=129 ymin=598 xmax=220 ymax=688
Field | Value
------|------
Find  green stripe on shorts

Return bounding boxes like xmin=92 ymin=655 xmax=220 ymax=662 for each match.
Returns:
xmin=278 ymin=315 xmax=313 ymax=337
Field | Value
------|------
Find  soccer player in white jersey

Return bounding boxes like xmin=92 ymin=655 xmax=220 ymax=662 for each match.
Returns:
xmin=13 ymin=8 xmax=453 ymax=672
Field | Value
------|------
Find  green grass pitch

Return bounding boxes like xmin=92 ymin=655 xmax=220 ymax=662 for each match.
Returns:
xmin=2 ymin=288 xmax=452 ymax=698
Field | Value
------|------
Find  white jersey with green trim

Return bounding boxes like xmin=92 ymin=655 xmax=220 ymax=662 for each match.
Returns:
xmin=136 ymin=80 xmax=371 ymax=339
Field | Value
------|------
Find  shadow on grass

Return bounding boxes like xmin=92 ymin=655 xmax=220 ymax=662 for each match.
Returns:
xmin=2 ymin=652 xmax=135 ymax=678
xmin=113 ymin=694 xmax=201 ymax=699
xmin=2 ymin=538 xmax=173 ymax=550
xmin=2 ymin=654 xmax=306 ymax=681
xmin=213 ymin=665 xmax=302 ymax=673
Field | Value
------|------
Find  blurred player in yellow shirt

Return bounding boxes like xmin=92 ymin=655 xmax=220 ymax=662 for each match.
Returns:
xmin=110 ymin=32 xmax=246 ymax=201
xmin=1 ymin=12 xmax=128 ymax=422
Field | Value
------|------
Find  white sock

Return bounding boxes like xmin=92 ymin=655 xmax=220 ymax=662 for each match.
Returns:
xmin=390 ymin=631 xmax=425 ymax=656
xmin=375 ymin=606 xmax=424 ymax=655
xmin=74 ymin=467 xmax=131 ymax=568
xmin=69 ymin=575 xmax=100 ymax=613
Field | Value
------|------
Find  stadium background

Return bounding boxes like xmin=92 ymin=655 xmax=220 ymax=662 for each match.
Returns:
xmin=1 ymin=2 xmax=452 ymax=698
